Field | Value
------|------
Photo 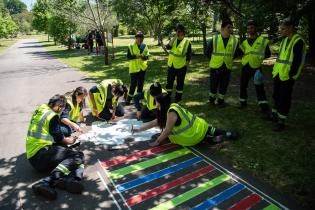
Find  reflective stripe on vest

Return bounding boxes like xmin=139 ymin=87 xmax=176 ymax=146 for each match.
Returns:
xmin=272 ymin=34 xmax=306 ymax=81
xmin=27 ymin=110 xmax=54 ymax=142
xmin=241 ymin=36 xmax=268 ymax=68
xmin=170 ymin=104 xmax=196 ymax=135
xmin=168 ymin=38 xmax=190 ymax=69
xmin=128 ymin=43 xmax=148 ymax=73
xmin=67 ymin=97 xmax=80 ymax=122
xmin=209 ymin=34 xmax=238 ymax=70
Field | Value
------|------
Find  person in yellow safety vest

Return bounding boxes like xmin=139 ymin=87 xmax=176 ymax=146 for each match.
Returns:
xmin=269 ymin=18 xmax=306 ymax=131
xmin=60 ymin=87 xmax=88 ymax=137
xmin=27 ymin=95 xmax=85 ymax=200
xmin=239 ymin=20 xmax=272 ymax=115
xmin=133 ymin=82 xmax=167 ymax=121
xmin=88 ymin=79 xmax=128 ymax=121
xmin=205 ymin=19 xmax=241 ymax=107
xmin=163 ymin=23 xmax=192 ymax=102
xmin=126 ymin=31 xmax=150 ymax=104
xmin=132 ymin=93 xmax=238 ymax=147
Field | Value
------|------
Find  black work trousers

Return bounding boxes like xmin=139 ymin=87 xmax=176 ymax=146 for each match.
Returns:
xmin=99 ymin=101 xmax=125 ymax=121
xmin=240 ymin=64 xmax=268 ymax=109
xmin=166 ymin=65 xmax=187 ymax=101
xmin=29 ymin=145 xmax=84 ymax=181
xmin=272 ymin=75 xmax=295 ymax=119
xmin=209 ymin=65 xmax=231 ymax=103
xmin=128 ymin=70 xmax=146 ymax=100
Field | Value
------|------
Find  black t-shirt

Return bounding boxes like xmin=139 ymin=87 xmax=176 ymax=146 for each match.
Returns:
xmin=49 ymin=115 xmax=64 ymax=143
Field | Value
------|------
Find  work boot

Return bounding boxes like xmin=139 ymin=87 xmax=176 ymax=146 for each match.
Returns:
xmin=273 ymin=119 xmax=285 ymax=132
xmin=208 ymin=97 xmax=215 ymax=105
xmin=225 ymin=131 xmax=239 ymax=140
xmin=239 ymin=101 xmax=247 ymax=109
xmin=262 ymin=112 xmax=277 ymax=122
xmin=55 ymin=177 xmax=84 ymax=194
xmin=217 ymin=99 xmax=227 ymax=108
xmin=175 ymin=93 xmax=182 ymax=103
xmin=32 ymin=179 xmax=57 ymax=200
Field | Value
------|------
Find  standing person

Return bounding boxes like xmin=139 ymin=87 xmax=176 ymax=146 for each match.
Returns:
xmin=88 ymin=79 xmax=128 ymax=121
xmin=86 ymin=30 xmax=94 ymax=55
xmin=126 ymin=31 xmax=150 ymax=104
xmin=27 ymin=95 xmax=85 ymax=200
xmin=163 ymin=23 xmax=192 ymax=102
xmin=134 ymin=82 xmax=167 ymax=121
xmin=60 ymin=87 xmax=88 ymax=137
xmin=239 ymin=20 xmax=271 ymax=115
xmin=132 ymin=93 xmax=237 ymax=147
xmin=270 ymin=18 xmax=306 ymax=131
xmin=95 ymin=30 xmax=103 ymax=56
xmin=205 ymin=19 xmax=240 ymax=107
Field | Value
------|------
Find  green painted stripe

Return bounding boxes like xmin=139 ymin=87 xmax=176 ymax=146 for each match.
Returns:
xmin=108 ymin=148 xmax=191 ymax=179
xmin=151 ymin=174 xmax=230 ymax=210
xmin=263 ymin=204 xmax=280 ymax=210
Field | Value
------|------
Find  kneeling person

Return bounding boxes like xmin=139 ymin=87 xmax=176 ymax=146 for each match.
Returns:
xmin=60 ymin=87 xmax=88 ymax=136
xmin=134 ymin=82 xmax=167 ymax=121
xmin=27 ymin=95 xmax=85 ymax=200
xmin=132 ymin=93 xmax=237 ymax=147
xmin=88 ymin=79 xmax=127 ymax=121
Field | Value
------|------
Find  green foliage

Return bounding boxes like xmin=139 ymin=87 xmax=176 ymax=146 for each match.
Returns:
xmin=5 ymin=0 xmax=27 ymax=15
xmin=31 ymin=0 xmax=49 ymax=33
xmin=48 ymin=15 xmax=76 ymax=45
xmin=12 ymin=11 xmax=32 ymax=34
xmin=0 ymin=9 xmax=18 ymax=38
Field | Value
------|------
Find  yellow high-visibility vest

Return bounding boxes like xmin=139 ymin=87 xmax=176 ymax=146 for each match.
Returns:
xmin=273 ymin=34 xmax=306 ymax=81
xmin=209 ymin=34 xmax=238 ymax=70
xmin=143 ymin=88 xmax=167 ymax=110
xmin=66 ymin=96 xmax=80 ymax=123
xmin=128 ymin=43 xmax=149 ymax=74
xmin=167 ymin=38 xmax=190 ymax=69
xmin=167 ymin=103 xmax=208 ymax=146
xmin=241 ymin=35 xmax=269 ymax=68
xmin=26 ymin=104 xmax=57 ymax=159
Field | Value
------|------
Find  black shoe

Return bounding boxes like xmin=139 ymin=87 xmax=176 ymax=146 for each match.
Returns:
xmin=273 ymin=123 xmax=285 ymax=132
xmin=238 ymin=103 xmax=247 ymax=110
xmin=225 ymin=131 xmax=239 ymax=140
xmin=208 ymin=97 xmax=215 ymax=105
xmin=55 ymin=178 xmax=84 ymax=194
xmin=32 ymin=180 xmax=57 ymax=200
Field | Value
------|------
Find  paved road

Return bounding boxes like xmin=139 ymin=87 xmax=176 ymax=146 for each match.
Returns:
xmin=0 ymin=40 xmax=298 ymax=210
xmin=0 ymin=40 xmax=116 ymax=209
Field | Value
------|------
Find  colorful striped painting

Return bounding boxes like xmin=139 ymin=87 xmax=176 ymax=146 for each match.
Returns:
xmin=98 ymin=144 xmax=288 ymax=210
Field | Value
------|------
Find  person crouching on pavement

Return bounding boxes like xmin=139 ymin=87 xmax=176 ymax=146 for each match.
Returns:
xmin=27 ymin=94 xmax=85 ymax=200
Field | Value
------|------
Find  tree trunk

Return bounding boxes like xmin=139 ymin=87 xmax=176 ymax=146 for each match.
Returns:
xmin=102 ymin=31 xmax=109 ymax=65
xmin=48 ymin=34 xmax=50 ymax=42
xmin=201 ymin=23 xmax=207 ymax=54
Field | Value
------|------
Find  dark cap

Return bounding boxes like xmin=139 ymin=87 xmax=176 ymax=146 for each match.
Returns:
xmin=281 ymin=17 xmax=296 ymax=27
xmin=175 ymin=23 xmax=185 ymax=33
xmin=247 ymin=20 xmax=257 ymax=27
xmin=149 ymin=82 xmax=162 ymax=97
xmin=135 ymin=31 xmax=144 ymax=39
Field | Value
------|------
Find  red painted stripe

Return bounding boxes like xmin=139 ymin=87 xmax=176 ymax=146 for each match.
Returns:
xmin=228 ymin=194 xmax=262 ymax=210
xmin=126 ymin=165 xmax=215 ymax=206
xmin=100 ymin=144 xmax=178 ymax=168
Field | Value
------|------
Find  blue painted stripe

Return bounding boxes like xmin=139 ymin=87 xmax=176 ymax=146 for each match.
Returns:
xmin=192 ymin=183 xmax=245 ymax=210
xmin=116 ymin=156 xmax=203 ymax=192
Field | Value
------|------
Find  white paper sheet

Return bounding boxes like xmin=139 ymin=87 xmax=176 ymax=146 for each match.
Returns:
xmin=78 ymin=119 xmax=160 ymax=145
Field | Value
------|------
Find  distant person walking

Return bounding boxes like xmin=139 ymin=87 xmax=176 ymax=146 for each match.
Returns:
xmin=126 ymin=31 xmax=150 ymax=104
xmin=86 ymin=30 xmax=94 ymax=55
xmin=95 ymin=30 xmax=103 ymax=56
xmin=163 ymin=24 xmax=192 ymax=102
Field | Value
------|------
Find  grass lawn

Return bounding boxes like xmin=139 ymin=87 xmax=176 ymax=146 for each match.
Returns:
xmin=0 ymin=39 xmax=17 ymax=54
xmin=38 ymin=35 xmax=315 ymax=208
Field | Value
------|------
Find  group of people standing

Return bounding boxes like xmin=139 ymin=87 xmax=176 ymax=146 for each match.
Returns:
xmin=26 ymin=17 xmax=305 ymax=201
xmin=125 ymin=18 xmax=305 ymax=132
xmin=85 ymin=30 xmax=103 ymax=55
